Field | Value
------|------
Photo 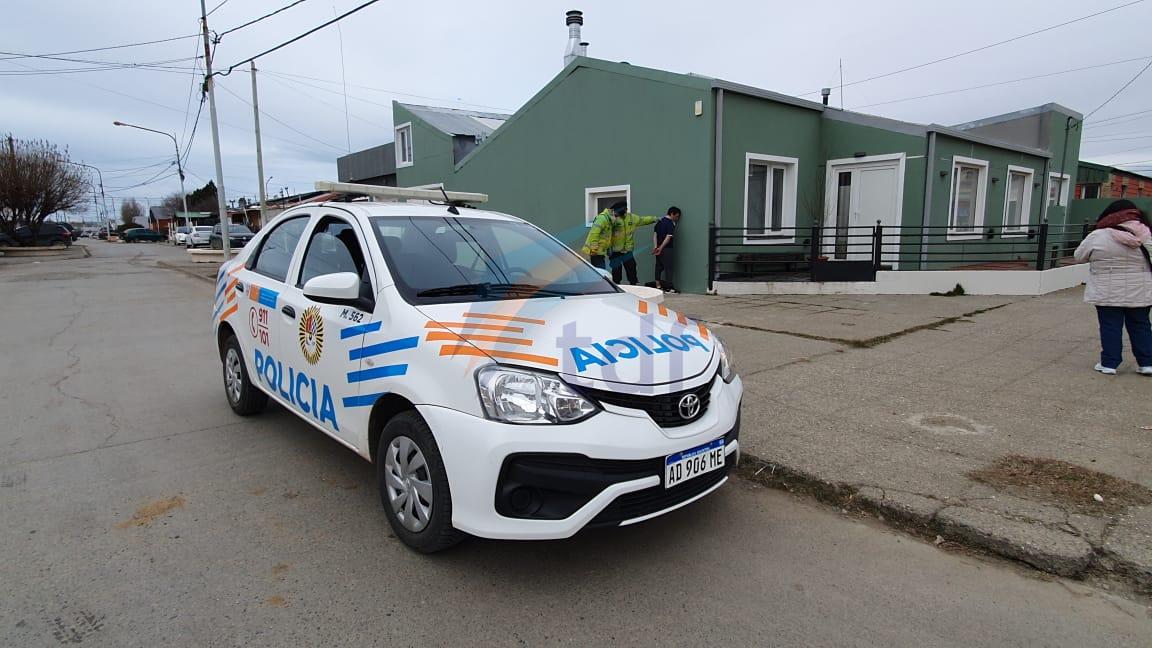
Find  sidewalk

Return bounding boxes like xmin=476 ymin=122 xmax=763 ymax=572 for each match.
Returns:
xmin=667 ymin=290 xmax=1152 ymax=591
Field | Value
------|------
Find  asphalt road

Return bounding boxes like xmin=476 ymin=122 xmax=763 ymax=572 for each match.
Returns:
xmin=1 ymin=241 xmax=1149 ymax=647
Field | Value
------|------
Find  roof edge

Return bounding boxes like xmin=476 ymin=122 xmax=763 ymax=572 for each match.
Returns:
xmin=710 ymin=79 xmax=825 ymax=112
xmin=952 ymin=102 xmax=1084 ymax=131
xmin=929 ymin=125 xmax=1052 ymax=158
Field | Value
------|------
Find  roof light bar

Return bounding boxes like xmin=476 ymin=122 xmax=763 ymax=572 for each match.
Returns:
xmin=314 ymin=181 xmax=488 ymax=204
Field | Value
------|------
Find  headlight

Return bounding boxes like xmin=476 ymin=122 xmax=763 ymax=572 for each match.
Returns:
xmin=715 ymin=335 xmax=737 ymax=383
xmin=476 ymin=366 xmax=598 ymax=424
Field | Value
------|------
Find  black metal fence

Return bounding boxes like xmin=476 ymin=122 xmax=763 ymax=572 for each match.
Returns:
xmin=708 ymin=221 xmax=1090 ymax=288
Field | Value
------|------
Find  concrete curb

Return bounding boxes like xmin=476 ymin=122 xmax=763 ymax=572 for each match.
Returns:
xmin=155 ymin=260 xmax=215 ymax=284
xmin=737 ymin=452 xmax=1147 ymax=591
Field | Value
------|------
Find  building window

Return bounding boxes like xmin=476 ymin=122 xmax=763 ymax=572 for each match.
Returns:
xmin=743 ymin=153 xmax=798 ymax=243
xmin=395 ymin=122 xmax=413 ymax=168
xmin=948 ymin=156 xmax=988 ymax=238
xmin=1003 ymin=165 xmax=1034 ymax=235
xmin=1047 ymin=172 xmax=1070 ymax=206
xmin=1081 ymin=183 xmax=1101 ymax=199
xmin=584 ymin=185 xmax=630 ymax=227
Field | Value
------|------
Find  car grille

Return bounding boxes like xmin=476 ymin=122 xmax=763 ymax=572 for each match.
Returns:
xmin=588 ymin=460 xmax=732 ymax=527
xmin=578 ymin=376 xmax=714 ymax=428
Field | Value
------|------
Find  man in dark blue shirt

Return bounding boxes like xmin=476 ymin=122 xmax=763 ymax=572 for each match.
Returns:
xmin=653 ymin=206 xmax=680 ymax=292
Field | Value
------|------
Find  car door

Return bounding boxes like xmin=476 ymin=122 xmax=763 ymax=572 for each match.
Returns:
xmin=278 ymin=213 xmax=380 ymax=450
xmin=240 ymin=214 xmax=311 ymax=408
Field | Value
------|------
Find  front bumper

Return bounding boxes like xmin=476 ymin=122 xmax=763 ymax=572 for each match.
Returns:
xmin=416 ymin=374 xmax=743 ymax=540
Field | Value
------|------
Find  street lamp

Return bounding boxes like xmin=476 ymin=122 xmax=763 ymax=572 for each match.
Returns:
xmin=112 ymin=120 xmax=190 ymax=236
xmin=70 ymin=161 xmax=108 ymax=225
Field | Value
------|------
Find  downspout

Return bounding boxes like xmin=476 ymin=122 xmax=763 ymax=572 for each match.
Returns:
xmin=919 ymin=131 xmax=936 ymax=269
xmin=713 ymin=88 xmax=724 ymax=228
xmin=1055 ymin=115 xmax=1073 ymax=225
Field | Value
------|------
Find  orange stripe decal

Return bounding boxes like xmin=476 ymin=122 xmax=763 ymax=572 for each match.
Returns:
xmin=218 ymin=303 xmax=238 ymax=322
xmin=425 ymin=321 xmax=526 ymax=333
xmin=248 ymin=284 xmax=259 ymax=301
xmin=226 ymin=290 xmax=236 ymax=303
xmin=439 ymin=345 xmax=558 ymax=367
xmin=658 ymin=304 xmax=668 ymax=317
xmin=425 ymin=331 xmax=533 ymax=346
xmin=698 ymin=323 xmax=710 ymax=340
xmin=676 ymin=312 xmax=687 ymax=325
xmin=461 ymin=312 xmax=546 ymax=325
xmin=638 ymin=300 xmax=649 ymax=315
xmin=228 ymin=264 xmax=243 ymax=275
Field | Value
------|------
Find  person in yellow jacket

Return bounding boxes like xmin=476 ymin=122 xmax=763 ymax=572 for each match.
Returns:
xmin=581 ymin=202 xmax=624 ymax=272
xmin=609 ymin=204 xmax=659 ymax=285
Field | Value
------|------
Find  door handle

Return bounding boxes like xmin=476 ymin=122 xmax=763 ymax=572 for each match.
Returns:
xmin=281 ymin=305 xmax=296 ymax=318
xmin=234 ymin=281 xmax=244 ymax=292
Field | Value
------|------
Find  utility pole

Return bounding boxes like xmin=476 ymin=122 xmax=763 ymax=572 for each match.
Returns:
xmin=200 ymin=0 xmax=231 ymax=257
xmin=250 ymin=60 xmax=268 ymax=230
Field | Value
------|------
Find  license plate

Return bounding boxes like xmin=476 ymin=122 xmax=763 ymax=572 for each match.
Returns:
xmin=664 ymin=438 xmax=726 ymax=489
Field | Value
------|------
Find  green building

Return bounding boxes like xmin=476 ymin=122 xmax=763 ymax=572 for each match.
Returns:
xmin=371 ymin=57 xmax=1083 ymax=294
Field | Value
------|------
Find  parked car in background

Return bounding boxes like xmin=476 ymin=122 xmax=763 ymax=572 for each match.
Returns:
xmin=0 ymin=231 xmax=17 ymax=247
xmin=97 ymin=228 xmax=109 ymax=240
xmin=172 ymin=226 xmax=192 ymax=245
xmin=58 ymin=222 xmax=80 ymax=241
xmin=209 ymin=223 xmax=255 ymax=249
xmin=122 ymin=228 xmax=166 ymax=243
xmin=186 ymin=225 xmax=215 ymax=248
xmin=13 ymin=223 xmax=72 ymax=247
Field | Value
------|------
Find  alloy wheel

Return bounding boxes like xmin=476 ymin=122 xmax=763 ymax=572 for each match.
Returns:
xmin=224 ymin=347 xmax=243 ymax=404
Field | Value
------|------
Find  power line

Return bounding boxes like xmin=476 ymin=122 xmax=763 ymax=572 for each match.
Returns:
xmin=215 ymin=79 xmax=345 ymax=153
xmin=218 ymin=0 xmax=382 ymax=77
xmin=795 ymin=0 xmax=1147 ymax=97
xmin=0 ymin=50 xmax=198 ymax=68
xmin=1083 ymin=133 xmax=1152 ymax=142
xmin=857 ymin=55 xmax=1152 ymax=109
xmin=259 ymin=71 xmax=388 ymax=130
xmin=217 ymin=0 xmax=308 ymax=39
xmin=0 ymin=34 xmax=200 ymax=61
xmin=1081 ymin=58 xmax=1152 ymax=121
xmin=206 ymin=0 xmax=231 ymax=16
xmin=262 ymin=69 xmax=514 ymax=113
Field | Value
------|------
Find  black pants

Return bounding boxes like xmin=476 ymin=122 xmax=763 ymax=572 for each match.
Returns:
xmin=654 ymin=250 xmax=674 ymax=287
xmin=609 ymin=251 xmax=638 ymax=285
xmin=590 ymin=254 xmax=607 ymax=271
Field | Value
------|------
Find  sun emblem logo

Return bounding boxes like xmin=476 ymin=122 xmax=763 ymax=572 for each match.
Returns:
xmin=298 ymin=306 xmax=324 ymax=365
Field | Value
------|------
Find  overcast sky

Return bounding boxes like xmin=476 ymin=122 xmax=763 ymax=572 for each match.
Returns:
xmin=5 ymin=0 xmax=1152 ymax=223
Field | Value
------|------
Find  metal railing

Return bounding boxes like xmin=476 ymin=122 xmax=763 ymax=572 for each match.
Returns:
xmin=708 ymin=221 xmax=1090 ymax=288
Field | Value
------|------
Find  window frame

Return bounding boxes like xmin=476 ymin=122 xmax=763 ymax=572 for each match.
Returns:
xmin=246 ymin=214 xmax=311 ymax=283
xmin=584 ymin=184 xmax=630 ymax=227
xmin=395 ymin=122 xmax=413 ymax=168
xmin=947 ymin=156 xmax=989 ymax=241
xmin=1047 ymin=172 xmax=1071 ymax=207
xmin=1001 ymin=165 xmax=1035 ymax=237
xmin=295 ymin=214 xmax=376 ymax=296
xmin=742 ymin=153 xmax=799 ymax=244
xmin=1080 ymin=183 xmax=1101 ymax=200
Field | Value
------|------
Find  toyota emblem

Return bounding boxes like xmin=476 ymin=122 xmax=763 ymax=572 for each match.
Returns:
xmin=678 ymin=393 xmax=701 ymax=419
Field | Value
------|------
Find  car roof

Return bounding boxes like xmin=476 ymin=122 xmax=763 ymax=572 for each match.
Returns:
xmin=283 ymin=201 xmax=523 ymax=223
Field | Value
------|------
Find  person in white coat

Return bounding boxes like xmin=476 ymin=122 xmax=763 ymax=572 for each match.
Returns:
xmin=1073 ymin=199 xmax=1152 ymax=375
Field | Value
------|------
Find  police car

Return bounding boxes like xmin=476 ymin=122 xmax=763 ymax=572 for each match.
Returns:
xmin=212 ymin=182 xmax=742 ymax=552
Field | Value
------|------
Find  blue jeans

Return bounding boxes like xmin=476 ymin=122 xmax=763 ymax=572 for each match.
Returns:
xmin=1096 ymin=306 xmax=1152 ymax=369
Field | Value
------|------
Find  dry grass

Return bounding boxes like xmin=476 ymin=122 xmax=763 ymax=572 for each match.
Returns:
xmin=969 ymin=456 xmax=1152 ymax=515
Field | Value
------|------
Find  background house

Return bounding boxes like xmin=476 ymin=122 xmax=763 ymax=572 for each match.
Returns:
xmin=371 ymin=57 xmax=1083 ymax=293
xmin=337 ymin=142 xmax=397 ymax=187
xmin=1075 ymin=161 xmax=1152 ymax=199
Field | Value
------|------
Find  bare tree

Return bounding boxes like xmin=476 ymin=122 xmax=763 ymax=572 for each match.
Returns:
xmin=0 ymin=134 xmax=89 ymax=236
xmin=120 ymin=198 xmax=144 ymax=229
xmin=161 ymin=192 xmax=185 ymax=214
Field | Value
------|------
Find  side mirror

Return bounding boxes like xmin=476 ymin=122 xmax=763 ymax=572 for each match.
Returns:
xmin=302 ymin=272 xmax=362 ymax=305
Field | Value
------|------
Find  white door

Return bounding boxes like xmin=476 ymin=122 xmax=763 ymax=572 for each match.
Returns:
xmin=825 ymin=155 xmax=905 ymax=266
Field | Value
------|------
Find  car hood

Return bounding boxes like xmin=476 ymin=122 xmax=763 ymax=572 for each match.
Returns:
xmin=415 ymin=292 xmax=717 ymax=393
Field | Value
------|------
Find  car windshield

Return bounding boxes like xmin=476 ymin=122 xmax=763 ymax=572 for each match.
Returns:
xmin=194 ymin=226 xmax=213 ymax=233
xmin=177 ymin=227 xmax=190 ymax=233
xmin=371 ymin=216 xmax=617 ymax=304
xmin=220 ymin=224 xmax=253 ymax=234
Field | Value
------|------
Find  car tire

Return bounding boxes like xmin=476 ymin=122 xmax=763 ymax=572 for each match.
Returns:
xmin=377 ymin=411 xmax=465 ymax=553
xmin=222 ymin=334 xmax=267 ymax=416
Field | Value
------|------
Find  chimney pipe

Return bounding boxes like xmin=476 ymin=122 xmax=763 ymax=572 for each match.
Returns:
xmin=564 ymin=10 xmax=584 ymax=66
xmin=820 ymin=88 xmax=831 ymax=107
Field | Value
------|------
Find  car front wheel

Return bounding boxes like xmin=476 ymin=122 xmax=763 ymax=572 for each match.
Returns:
xmin=222 ymin=335 xmax=267 ymax=415
xmin=377 ymin=411 xmax=464 ymax=553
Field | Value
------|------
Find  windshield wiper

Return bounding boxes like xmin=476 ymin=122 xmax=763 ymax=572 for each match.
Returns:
xmin=416 ymin=283 xmax=577 ymax=298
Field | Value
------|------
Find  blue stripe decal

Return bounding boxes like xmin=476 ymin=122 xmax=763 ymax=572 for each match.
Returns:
xmin=215 ymin=279 xmax=226 ymax=300
xmin=343 ymin=392 xmax=385 ymax=408
xmin=212 ymin=301 xmax=224 ymax=318
xmin=257 ymin=287 xmax=279 ymax=309
xmin=340 ymin=321 xmax=382 ymax=339
xmin=347 ymin=364 xmax=407 ymax=383
xmin=350 ymin=336 xmax=419 ymax=360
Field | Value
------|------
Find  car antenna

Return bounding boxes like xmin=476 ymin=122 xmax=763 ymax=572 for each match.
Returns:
xmin=438 ymin=186 xmax=459 ymax=215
